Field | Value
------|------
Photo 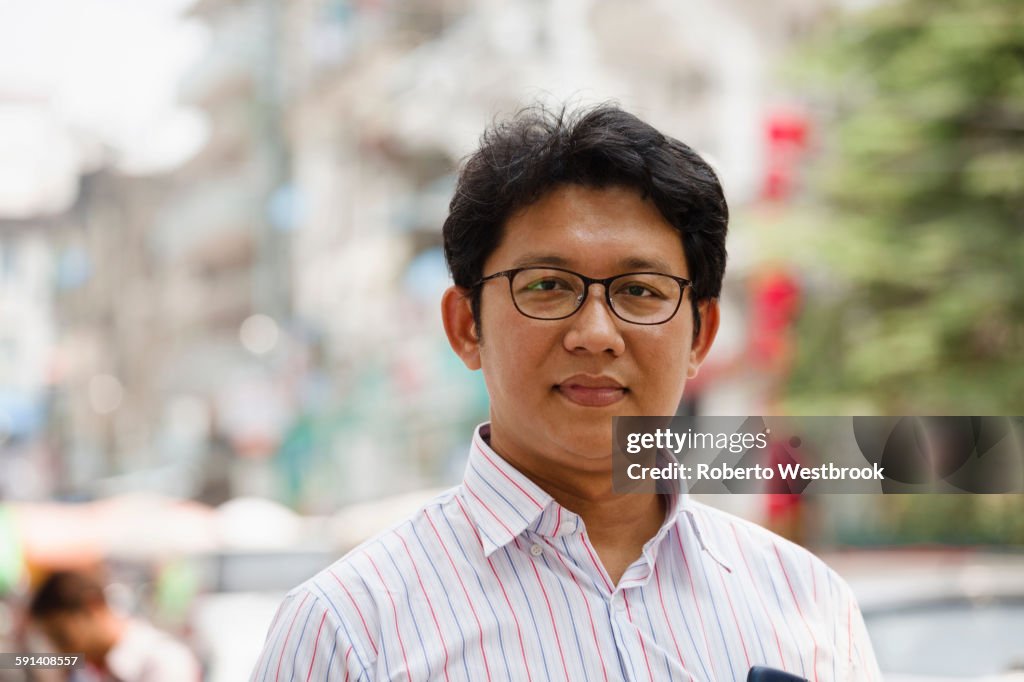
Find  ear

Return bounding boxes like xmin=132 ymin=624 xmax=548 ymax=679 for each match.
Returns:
xmin=687 ymin=298 xmax=720 ymax=379
xmin=441 ymin=285 xmax=482 ymax=371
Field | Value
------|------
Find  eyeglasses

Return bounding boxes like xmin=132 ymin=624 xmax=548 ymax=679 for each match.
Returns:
xmin=473 ymin=266 xmax=692 ymax=325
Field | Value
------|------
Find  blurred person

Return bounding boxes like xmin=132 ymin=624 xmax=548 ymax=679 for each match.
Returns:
xmin=253 ymin=104 xmax=881 ymax=680
xmin=27 ymin=570 xmax=200 ymax=682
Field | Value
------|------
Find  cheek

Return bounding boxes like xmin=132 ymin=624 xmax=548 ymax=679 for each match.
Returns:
xmin=636 ymin=321 xmax=690 ymax=361
xmin=483 ymin=314 xmax=557 ymax=371
xmin=631 ymin=332 xmax=691 ymax=394
xmin=483 ymin=334 xmax=549 ymax=388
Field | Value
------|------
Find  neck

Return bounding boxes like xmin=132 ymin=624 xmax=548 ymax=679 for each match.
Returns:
xmin=487 ymin=429 xmax=667 ymax=584
xmin=553 ymin=486 xmax=666 ymax=552
xmin=541 ymin=474 xmax=666 ymax=586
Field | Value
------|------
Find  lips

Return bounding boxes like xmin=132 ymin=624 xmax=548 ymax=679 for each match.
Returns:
xmin=555 ymin=374 xmax=627 ymax=408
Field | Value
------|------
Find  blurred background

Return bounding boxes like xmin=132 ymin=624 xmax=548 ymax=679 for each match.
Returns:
xmin=0 ymin=0 xmax=1021 ymax=679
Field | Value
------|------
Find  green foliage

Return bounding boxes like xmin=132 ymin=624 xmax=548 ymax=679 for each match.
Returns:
xmin=783 ymin=0 xmax=1024 ymax=414
xmin=837 ymin=494 xmax=1024 ymax=547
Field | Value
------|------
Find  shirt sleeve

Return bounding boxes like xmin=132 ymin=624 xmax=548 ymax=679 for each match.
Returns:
xmin=831 ymin=576 xmax=883 ymax=682
xmin=250 ymin=588 xmax=371 ymax=681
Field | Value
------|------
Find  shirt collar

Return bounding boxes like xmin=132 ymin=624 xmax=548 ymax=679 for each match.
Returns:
xmin=460 ymin=422 xmax=731 ymax=572
xmin=655 ymin=450 xmax=733 ymax=572
xmin=461 ymin=423 xmax=555 ymax=557
xmin=679 ymin=501 xmax=733 ymax=573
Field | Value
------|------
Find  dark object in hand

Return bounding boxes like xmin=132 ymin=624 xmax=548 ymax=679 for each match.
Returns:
xmin=747 ymin=666 xmax=809 ymax=682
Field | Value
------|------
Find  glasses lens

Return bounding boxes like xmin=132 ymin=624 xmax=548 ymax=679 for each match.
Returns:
xmin=511 ymin=268 xmax=585 ymax=319
xmin=609 ymin=273 xmax=682 ymax=323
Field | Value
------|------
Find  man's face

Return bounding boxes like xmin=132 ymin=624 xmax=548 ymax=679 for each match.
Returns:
xmin=445 ymin=184 xmax=718 ymax=480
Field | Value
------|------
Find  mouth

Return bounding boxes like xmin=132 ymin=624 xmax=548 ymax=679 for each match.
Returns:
xmin=554 ymin=374 xmax=628 ymax=408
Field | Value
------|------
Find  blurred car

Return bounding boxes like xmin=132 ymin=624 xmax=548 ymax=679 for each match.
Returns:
xmin=830 ymin=551 xmax=1024 ymax=681
xmin=187 ymin=549 xmax=339 ymax=682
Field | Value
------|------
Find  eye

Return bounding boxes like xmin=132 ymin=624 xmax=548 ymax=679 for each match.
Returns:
xmin=624 ymin=284 xmax=653 ymax=297
xmin=616 ymin=281 xmax=665 ymax=298
xmin=523 ymin=277 xmax=573 ymax=292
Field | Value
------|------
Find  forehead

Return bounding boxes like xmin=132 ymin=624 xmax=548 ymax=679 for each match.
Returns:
xmin=489 ymin=184 xmax=688 ymax=275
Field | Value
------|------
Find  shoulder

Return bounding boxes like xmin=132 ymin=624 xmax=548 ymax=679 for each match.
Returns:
xmin=685 ymin=498 xmax=825 ymax=567
xmin=286 ymin=486 xmax=472 ymax=643
xmin=306 ymin=485 xmax=467 ymax=596
xmin=256 ymin=485 xmax=492 ymax=680
xmin=683 ymin=499 xmax=857 ymax=607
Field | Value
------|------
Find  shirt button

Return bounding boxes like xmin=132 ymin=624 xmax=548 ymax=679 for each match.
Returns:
xmin=530 ymin=544 xmax=543 ymax=557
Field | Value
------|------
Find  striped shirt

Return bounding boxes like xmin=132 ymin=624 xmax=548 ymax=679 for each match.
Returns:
xmin=252 ymin=423 xmax=881 ymax=681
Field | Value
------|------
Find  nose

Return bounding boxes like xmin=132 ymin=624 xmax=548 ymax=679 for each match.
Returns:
xmin=562 ymin=283 xmax=626 ymax=356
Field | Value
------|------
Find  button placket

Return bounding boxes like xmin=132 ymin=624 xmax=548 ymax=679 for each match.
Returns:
xmin=611 ymin=591 xmax=627 ymax=615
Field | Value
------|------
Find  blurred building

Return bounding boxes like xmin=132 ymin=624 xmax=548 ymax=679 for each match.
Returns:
xmin=4 ymin=0 xmax=850 ymax=511
xmin=94 ymin=0 xmax=847 ymax=509
xmin=1 ymin=167 xmax=179 ymax=500
xmin=270 ymin=0 xmax=842 ymax=509
xmin=51 ymin=172 xmax=175 ymax=495
xmin=0 ymin=216 xmax=55 ymax=500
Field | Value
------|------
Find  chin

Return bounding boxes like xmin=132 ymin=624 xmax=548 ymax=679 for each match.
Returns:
xmin=554 ymin=421 xmax=614 ymax=458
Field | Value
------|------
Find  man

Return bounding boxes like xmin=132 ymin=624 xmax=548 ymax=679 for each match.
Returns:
xmin=253 ymin=104 xmax=881 ymax=681
xmin=28 ymin=570 xmax=201 ymax=682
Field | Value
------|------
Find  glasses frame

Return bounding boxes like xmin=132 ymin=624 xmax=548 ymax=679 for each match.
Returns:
xmin=473 ymin=266 xmax=692 ymax=326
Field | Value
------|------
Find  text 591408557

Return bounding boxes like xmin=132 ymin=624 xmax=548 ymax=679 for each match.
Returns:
xmin=0 ymin=654 xmax=82 ymax=669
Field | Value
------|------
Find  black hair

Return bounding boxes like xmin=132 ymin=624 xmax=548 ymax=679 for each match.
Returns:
xmin=442 ymin=102 xmax=728 ymax=340
xmin=28 ymin=571 xmax=106 ymax=618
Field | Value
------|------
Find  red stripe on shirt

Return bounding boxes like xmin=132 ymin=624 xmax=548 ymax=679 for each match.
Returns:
xmin=544 ymin=537 xmax=610 ymax=682
xmin=329 ymin=570 xmax=379 ymax=656
xmin=524 ymin=541 xmax=572 ymax=682
xmin=731 ymin=521 xmax=786 ymax=670
xmin=677 ymin=530 xmax=721 ymax=682
xmin=473 ymin=443 xmax=544 ymax=509
xmin=275 ymin=591 xmax=311 ymax=682
xmin=397 ymin=530 xmax=451 ymax=682
xmin=580 ymin=535 xmax=613 ymax=594
xmin=425 ymin=507 xmax=494 ymax=682
xmin=464 ymin=479 xmax=518 ymax=538
xmin=654 ymin=562 xmax=695 ymax=682
xmin=305 ymin=609 xmax=329 ymax=682
xmin=774 ymin=543 xmax=819 ymax=682
xmin=365 ymin=553 xmax=412 ymax=679
xmin=716 ymin=552 xmax=751 ymax=669
xmin=622 ymin=591 xmax=655 ymax=682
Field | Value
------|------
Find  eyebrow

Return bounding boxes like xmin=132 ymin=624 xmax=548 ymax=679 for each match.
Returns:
xmin=511 ymin=253 xmax=680 ymax=273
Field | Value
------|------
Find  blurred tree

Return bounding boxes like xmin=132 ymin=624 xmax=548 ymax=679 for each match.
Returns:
xmin=784 ymin=0 xmax=1024 ymax=414
xmin=777 ymin=0 xmax=1024 ymax=548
